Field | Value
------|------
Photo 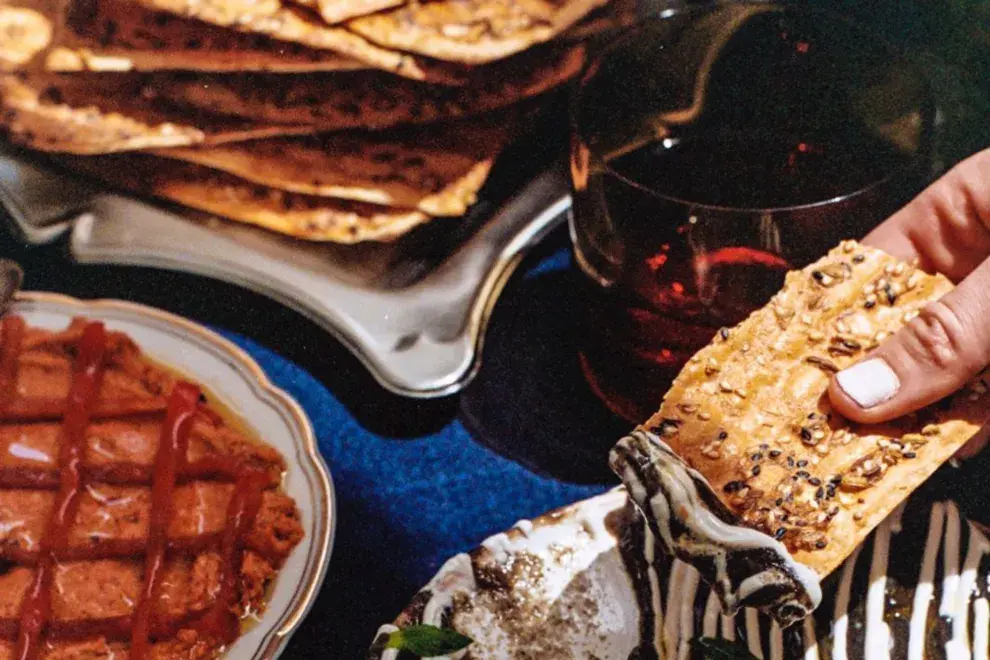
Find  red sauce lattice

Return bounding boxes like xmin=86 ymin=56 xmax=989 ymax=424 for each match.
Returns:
xmin=0 ymin=316 xmax=25 ymax=408
xmin=0 ymin=316 xmax=280 ymax=658
xmin=130 ymin=382 xmax=202 ymax=660
xmin=15 ymin=321 xmax=108 ymax=660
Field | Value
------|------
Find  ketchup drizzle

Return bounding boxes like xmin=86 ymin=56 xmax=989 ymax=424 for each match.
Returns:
xmin=14 ymin=322 xmax=107 ymax=660
xmin=0 ymin=315 xmax=25 ymax=409
xmin=129 ymin=381 xmax=201 ymax=660
xmin=6 ymin=320 xmax=274 ymax=656
xmin=193 ymin=469 xmax=269 ymax=644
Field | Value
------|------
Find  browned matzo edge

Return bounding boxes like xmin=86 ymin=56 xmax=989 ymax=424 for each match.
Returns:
xmin=58 ymin=154 xmax=432 ymax=243
xmin=153 ymin=111 xmax=521 ymax=217
xmin=0 ymin=0 xmax=367 ymax=73
xmin=0 ymin=73 xmax=314 ymax=154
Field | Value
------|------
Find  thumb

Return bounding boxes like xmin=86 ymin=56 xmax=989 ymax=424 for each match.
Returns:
xmin=828 ymin=258 xmax=990 ymax=424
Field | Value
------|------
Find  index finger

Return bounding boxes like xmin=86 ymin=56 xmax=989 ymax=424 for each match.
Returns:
xmin=862 ymin=149 xmax=990 ymax=283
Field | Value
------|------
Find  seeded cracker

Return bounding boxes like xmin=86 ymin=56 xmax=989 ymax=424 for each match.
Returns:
xmin=147 ymin=45 xmax=584 ymax=130
xmin=635 ymin=241 xmax=989 ymax=578
xmin=129 ymin=0 xmax=464 ymax=83
xmin=346 ymin=0 xmax=608 ymax=64
xmin=60 ymin=155 xmax=431 ymax=243
xmin=155 ymin=112 xmax=519 ymax=216
xmin=0 ymin=73 xmax=312 ymax=154
xmin=291 ymin=0 xmax=404 ymax=26
xmin=1 ymin=0 xmax=368 ymax=73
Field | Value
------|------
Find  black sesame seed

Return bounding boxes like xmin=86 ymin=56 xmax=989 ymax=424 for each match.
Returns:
xmin=826 ymin=486 xmax=836 ymax=498
xmin=720 ymin=327 xmax=730 ymax=340
xmin=775 ymin=498 xmax=783 ymax=507
xmin=759 ymin=443 xmax=769 ymax=450
xmin=787 ymin=457 xmax=795 ymax=468
xmin=815 ymin=487 xmax=825 ymax=500
xmin=752 ymin=465 xmax=762 ymax=476
xmin=797 ymin=459 xmax=809 ymax=468
xmin=852 ymin=254 xmax=865 ymax=263
xmin=865 ymin=300 xmax=876 ymax=309
xmin=770 ymin=449 xmax=782 ymax=458
xmin=752 ymin=453 xmax=763 ymax=461
xmin=800 ymin=427 xmax=813 ymax=442
xmin=808 ymin=477 xmax=822 ymax=486
xmin=812 ymin=271 xmax=824 ymax=282
xmin=815 ymin=539 xmax=828 ymax=549
xmin=796 ymin=470 xmax=810 ymax=479
xmin=884 ymin=283 xmax=897 ymax=304
xmin=774 ymin=528 xmax=787 ymax=540
xmin=903 ymin=451 xmax=917 ymax=459
xmin=717 ymin=431 xmax=729 ymax=440
xmin=723 ymin=480 xmax=746 ymax=493
xmin=830 ymin=474 xmax=843 ymax=484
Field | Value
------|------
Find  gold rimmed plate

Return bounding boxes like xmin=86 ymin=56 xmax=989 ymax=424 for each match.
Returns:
xmin=11 ymin=291 xmax=335 ymax=660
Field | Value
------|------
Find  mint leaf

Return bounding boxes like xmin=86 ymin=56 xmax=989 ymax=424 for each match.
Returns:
xmin=385 ymin=625 xmax=472 ymax=657
xmin=691 ymin=637 xmax=759 ymax=660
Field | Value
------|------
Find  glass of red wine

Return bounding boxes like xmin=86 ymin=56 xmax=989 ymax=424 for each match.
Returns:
xmin=569 ymin=3 xmax=935 ymax=422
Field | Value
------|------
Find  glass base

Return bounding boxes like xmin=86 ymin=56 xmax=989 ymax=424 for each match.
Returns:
xmin=578 ymin=350 xmax=677 ymax=424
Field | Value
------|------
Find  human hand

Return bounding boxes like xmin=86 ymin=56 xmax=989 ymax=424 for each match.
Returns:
xmin=827 ymin=148 xmax=990 ymax=457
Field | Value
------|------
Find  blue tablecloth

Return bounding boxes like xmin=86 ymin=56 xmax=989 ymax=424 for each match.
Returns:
xmin=218 ymin=241 xmax=614 ymax=656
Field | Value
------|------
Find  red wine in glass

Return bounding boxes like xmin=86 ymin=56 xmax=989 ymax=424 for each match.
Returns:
xmin=569 ymin=4 xmax=933 ymax=422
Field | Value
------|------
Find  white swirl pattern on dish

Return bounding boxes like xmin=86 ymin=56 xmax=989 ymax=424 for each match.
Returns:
xmin=612 ymin=430 xmax=822 ymax=627
xmin=372 ymin=487 xmax=990 ymax=659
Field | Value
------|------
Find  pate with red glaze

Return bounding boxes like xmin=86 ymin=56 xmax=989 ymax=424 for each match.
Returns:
xmin=0 ymin=316 xmax=304 ymax=660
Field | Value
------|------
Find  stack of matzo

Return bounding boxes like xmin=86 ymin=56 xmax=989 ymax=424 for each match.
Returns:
xmin=0 ymin=0 xmax=629 ymax=242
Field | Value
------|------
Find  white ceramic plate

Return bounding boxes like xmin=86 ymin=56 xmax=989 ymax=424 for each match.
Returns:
xmin=371 ymin=488 xmax=990 ymax=659
xmin=11 ymin=291 xmax=335 ymax=660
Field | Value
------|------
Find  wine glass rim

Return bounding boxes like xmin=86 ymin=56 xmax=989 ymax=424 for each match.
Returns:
xmin=570 ymin=1 xmax=935 ymax=215
xmin=603 ymin=160 xmax=910 ymax=215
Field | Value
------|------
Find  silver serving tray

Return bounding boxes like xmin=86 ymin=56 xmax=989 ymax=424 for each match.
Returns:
xmin=0 ymin=140 xmax=571 ymax=398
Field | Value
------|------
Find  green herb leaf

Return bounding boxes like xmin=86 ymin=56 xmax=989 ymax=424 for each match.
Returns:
xmin=691 ymin=636 xmax=760 ymax=660
xmin=385 ymin=624 xmax=473 ymax=657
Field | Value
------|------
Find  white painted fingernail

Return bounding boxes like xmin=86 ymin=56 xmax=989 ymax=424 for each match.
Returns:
xmin=836 ymin=358 xmax=900 ymax=409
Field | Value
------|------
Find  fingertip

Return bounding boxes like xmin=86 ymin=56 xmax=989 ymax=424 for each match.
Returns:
xmin=827 ymin=357 xmax=903 ymax=424
xmin=827 ymin=374 xmax=883 ymax=424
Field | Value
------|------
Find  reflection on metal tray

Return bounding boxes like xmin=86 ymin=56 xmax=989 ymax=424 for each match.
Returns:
xmin=0 ymin=121 xmax=573 ymax=398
